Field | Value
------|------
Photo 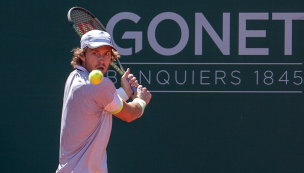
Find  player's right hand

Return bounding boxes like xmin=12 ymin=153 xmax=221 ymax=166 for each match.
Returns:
xmin=121 ymin=68 xmax=138 ymax=97
xmin=132 ymin=85 xmax=152 ymax=105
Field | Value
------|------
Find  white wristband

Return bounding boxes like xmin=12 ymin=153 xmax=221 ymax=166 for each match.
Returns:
xmin=117 ymin=87 xmax=129 ymax=101
xmin=133 ymin=98 xmax=146 ymax=118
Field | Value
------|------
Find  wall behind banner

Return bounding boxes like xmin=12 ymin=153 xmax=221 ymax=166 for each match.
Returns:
xmin=1 ymin=0 xmax=304 ymax=172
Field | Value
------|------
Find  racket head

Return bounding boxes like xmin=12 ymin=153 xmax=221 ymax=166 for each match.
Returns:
xmin=67 ymin=7 xmax=106 ymax=38
xmin=67 ymin=7 xmax=131 ymax=88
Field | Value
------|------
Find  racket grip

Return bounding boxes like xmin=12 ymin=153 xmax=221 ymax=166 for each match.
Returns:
xmin=127 ymin=78 xmax=137 ymax=92
xmin=131 ymin=86 xmax=137 ymax=92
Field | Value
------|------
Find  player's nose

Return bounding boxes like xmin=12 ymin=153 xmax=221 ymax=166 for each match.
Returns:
xmin=97 ymin=55 xmax=105 ymax=62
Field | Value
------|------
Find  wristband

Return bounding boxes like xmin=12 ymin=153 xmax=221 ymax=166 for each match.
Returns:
xmin=117 ymin=87 xmax=129 ymax=101
xmin=133 ymin=98 xmax=146 ymax=118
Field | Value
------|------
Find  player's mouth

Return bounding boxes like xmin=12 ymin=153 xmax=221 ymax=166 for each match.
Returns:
xmin=96 ymin=65 xmax=105 ymax=72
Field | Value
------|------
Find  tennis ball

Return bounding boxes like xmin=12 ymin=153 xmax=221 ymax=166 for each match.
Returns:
xmin=89 ymin=70 xmax=103 ymax=85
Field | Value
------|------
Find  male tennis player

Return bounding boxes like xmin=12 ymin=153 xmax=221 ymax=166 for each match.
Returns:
xmin=56 ymin=30 xmax=151 ymax=173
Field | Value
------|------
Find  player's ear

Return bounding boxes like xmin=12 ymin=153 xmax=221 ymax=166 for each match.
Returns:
xmin=80 ymin=52 xmax=85 ymax=62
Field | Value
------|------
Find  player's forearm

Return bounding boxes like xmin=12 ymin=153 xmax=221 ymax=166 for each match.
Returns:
xmin=113 ymin=101 xmax=143 ymax=122
xmin=125 ymin=101 xmax=143 ymax=121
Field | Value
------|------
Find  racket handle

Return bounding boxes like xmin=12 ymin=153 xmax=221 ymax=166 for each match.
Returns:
xmin=131 ymin=86 xmax=137 ymax=92
xmin=127 ymin=78 xmax=137 ymax=92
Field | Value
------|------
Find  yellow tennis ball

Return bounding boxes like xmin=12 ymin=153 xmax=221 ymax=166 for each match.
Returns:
xmin=89 ymin=70 xmax=103 ymax=85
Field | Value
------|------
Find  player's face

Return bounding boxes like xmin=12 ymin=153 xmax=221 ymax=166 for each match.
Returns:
xmin=81 ymin=46 xmax=112 ymax=74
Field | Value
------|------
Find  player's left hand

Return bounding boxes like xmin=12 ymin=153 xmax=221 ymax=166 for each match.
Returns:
xmin=121 ymin=68 xmax=139 ymax=97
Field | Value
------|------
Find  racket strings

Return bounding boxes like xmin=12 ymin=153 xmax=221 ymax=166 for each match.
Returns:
xmin=70 ymin=9 xmax=104 ymax=35
xmin=69 ymin=8 xmax=124 ymax=75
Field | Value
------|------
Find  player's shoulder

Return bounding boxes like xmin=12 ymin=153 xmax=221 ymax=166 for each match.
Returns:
xmin=67 ymin=68 xmax=84 ymax=79
xmin=95 ymin=77 xmax=115 ymax=90
xmin=85 ymin=77 xmax=117 ymax=102
xmin=102 ymin=77 xmax=115 ymax=85
xmin=88 ymin=77 xmax=116 ymax=91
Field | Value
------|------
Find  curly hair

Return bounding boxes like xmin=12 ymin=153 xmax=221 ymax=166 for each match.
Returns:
xmin=70 ymin=47 xmax=121 ymax=68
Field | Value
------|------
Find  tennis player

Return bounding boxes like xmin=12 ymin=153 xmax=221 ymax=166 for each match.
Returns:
xmin=56 ymin=30 xmax=152 ymax=173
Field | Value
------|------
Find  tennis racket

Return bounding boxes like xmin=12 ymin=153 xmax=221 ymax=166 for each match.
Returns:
xmin=67 ymin=7 xmax=136 ymax=92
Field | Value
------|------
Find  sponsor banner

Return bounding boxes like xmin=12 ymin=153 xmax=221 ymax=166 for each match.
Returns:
xmin=104 ymin=12 xmax=304 ymax=93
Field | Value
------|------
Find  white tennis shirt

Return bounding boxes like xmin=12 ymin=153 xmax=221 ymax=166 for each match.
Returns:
xmin=56 ymin=65 xmax=123 ymax=173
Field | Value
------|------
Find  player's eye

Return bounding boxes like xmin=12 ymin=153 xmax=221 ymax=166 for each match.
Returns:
xmin=104 ymin=52 xmax=111 ymax=58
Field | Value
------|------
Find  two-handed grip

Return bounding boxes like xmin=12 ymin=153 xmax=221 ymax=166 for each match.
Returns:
xmin=127 ymin=78 xmax=137 ymax=92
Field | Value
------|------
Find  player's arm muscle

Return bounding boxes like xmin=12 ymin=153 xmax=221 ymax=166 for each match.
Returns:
xmin=113 ymin=101 xmax=142 ymax=122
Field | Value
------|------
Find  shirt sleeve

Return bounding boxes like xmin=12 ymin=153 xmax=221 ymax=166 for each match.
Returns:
xmin=93 ymin=78 xmax=123 ymax=114
xmin=106 ymin=95 xmax=123 ymax=114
